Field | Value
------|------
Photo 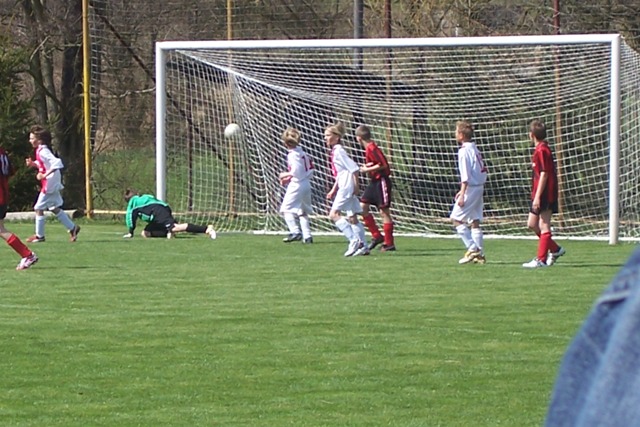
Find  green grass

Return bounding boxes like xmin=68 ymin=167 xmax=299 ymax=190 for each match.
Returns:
xmin=1 ymin=222 xmax=636 ymax=426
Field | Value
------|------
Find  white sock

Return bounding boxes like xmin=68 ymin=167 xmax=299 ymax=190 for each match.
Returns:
xmin=56 ymin=210 xmax=75 ymax=231
xmin=334 ymin=217 xmax=354 ymax=241
xmin=35 ymin=215 xmax=46 ymax=237
xmin=299 ymin=215 xmax=312 ymax=239
xmin=284 ymin=213 xmax=301 ymax=235
xmin=351 ymin=222 xmax=366 ymax=243
xmin=471 ymin=227 xmax=484 ymax=253
xmin=456 ymin=224 xmax=476 ymax=251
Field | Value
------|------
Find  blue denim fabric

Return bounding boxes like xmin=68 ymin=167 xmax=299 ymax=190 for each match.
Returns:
xmin=545 ymin=247 xmax=640 ymax=427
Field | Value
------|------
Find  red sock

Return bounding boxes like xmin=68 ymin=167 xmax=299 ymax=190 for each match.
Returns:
xmin=7 ymin=234 xmax=32 ymax=258
xmin=363 ymin=214 xmax=382 ymax=239
xmin=538 ymin=232 xmax=553 ymax=261
xmin=383 ymin=222 xmax=394 ymax=246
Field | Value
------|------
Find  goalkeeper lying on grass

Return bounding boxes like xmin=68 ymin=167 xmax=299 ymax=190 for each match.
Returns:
xmin=123 ymin=188 xmax=216 ymax=240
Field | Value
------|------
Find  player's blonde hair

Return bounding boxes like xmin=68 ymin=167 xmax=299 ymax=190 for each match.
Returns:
xmin=325 ymin=122 xmax=346 ymax=138
xmin=281 ymin=127 xmax=301 ymax=148
xmin=456 ymin=120 xmax=474 ymax=141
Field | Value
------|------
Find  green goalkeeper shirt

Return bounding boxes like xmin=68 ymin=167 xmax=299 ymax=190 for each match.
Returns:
xmin=125 ymin=194 xmax=169 ymax=233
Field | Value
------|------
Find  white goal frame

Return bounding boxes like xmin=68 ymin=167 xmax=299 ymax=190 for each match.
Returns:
xmin=155 ymin=34 xmax=623 ymax=243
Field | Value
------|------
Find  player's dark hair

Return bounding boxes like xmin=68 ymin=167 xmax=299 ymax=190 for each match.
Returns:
xmin=29 ymin=125 xmax=52 ymax=145
xmin=124 ymin=188 xmax=139 ymax=202
xmin=355 ymin=125 xmax=372 ymax=141
xmin=530 ymin=119 xmax=547 ymax=140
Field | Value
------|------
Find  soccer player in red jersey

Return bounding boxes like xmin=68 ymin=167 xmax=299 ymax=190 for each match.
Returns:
xmin=0 ymin=146 xmax=38 ymax=270
xmin=356 ymin=125 xmax=395 ymax=251
xmin=522 ymin=120 xmax=566 ymax=268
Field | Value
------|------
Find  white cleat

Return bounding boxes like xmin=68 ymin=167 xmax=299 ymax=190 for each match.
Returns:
xmin=522 ymin=258 xmax=547 ymax=268
xmin=546 ymin=247 xmax=566 ymax=266
xmin=344 ymin=239 xmax=360 ymax=257
xmin=206 ymin=225 xmax=217 ymax=240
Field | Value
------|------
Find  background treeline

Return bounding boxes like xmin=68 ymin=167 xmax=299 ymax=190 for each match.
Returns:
xmin=0 ymin=0 xmax=638 ymax=211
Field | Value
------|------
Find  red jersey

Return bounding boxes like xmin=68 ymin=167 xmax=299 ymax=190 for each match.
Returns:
xmin=0 ymin=147 xmax=15 ymax=206
xmin=364 ymin=141 xmax=390 ymax=180
xmin=531 ymin=141 xmax=558 ymax=203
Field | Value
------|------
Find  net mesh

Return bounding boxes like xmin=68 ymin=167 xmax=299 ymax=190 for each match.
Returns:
xmin=160 ymin=39 xmax=640 ymax=238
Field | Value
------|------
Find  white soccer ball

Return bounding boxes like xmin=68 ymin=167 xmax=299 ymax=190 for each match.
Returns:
xmin=224 ymin=123 xmax=241 ymax=138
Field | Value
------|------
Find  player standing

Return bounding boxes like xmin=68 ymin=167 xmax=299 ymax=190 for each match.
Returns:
xmin=278 ymin=127 xmax=314 ymax=244
xmin=522 ymin=119 xmax=565 ymax=268
xmin=356 ymin=124 xmax=395 ymax=251
xmin=0 ymin=145 xmax=38 ymax=270
xmin=325 ymin=122 xmax=368 ymax=257
xmin=450 ymin=120 xmax=488 ymax=264
xmin=25 ymin=125 xmax=80 ymax=243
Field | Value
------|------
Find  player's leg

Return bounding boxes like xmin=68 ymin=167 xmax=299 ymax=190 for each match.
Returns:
xmin=282 ymin=212 xmax=302 ymax=242
xmin=361 ymin=182 xmax=384 ymax=249
xmin=27 ymin=193 xmax=48 ymax=242
xmin=1 ymin=211 xmax=38 ymax=270
xmin=299 ymin=214 xmax=312 ymax=243
xmin=522 ymin=208 xmax=547 ymax=267
xmin=51 ymin=195 xmax=80 ymax=241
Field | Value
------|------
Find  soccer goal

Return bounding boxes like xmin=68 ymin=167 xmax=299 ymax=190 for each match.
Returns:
xmin=155 ymin=34 xmax=640 ymax=243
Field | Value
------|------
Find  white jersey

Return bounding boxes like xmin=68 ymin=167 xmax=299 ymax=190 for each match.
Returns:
xmin=330 ymin=144 xmax=362 ymax=215
xmin=35 ymin=144 xmax=64 ymax=194
xmin=280 ymin=146 xmax=313 ymax=215
xmin=287 ymin=146 xmax=314 ymax=183
xmin=331 ymin=144 xmax=359 ymax=193
xmin=457 ymin=141 xmax=487 ymax=187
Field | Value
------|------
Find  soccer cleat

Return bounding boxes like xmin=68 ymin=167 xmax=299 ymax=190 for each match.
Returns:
xmin=380 ymin=244 xmax=396 ymax=252
xmin=206 ymin=225 xmax=217 ymax=240
xmin=283 ymin=233 xmax=302 ymax=243
xmin=344 ymin=239 xmax=361 ymax=257
xmin=303 ymin=237 xmax=313 ymax=244
xmin=522 ymin=258 xmax=547 ymax=268
xmin=16 ymin=253 xmax=38 ymax=270
xmin=69 ymin=225 xmax=81 ymax=242
xmin=26 ymin=235 xmax=45 ymax=243
xmin=474 ymin=254 xmax=487 ymax=264
xmin=546 ymin=246 xmax=566 ymax=266
xmin=166 ymin=231 xmax=174 ymax=239
xmin=368 ymin=236 xmax=384 ymax=251
xmin=353 ymin=242 xmax=370 ymax=257
xmin=458 ymin=249 xmax=481 ymax=264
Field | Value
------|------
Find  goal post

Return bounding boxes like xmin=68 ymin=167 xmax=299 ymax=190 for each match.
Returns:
xmin=155 ymin=34 xmax=640 ymax=242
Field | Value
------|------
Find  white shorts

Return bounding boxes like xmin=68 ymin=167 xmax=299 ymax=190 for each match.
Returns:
xmin=450 ymin=185 xmax=484 ymax=223
xmin=280 ymin=180 xmax=313 ymax=216
xmin=34 ymin=191 xmax=64 ymax=211
xmin=331 ymin=188 xmax=362 ymax=217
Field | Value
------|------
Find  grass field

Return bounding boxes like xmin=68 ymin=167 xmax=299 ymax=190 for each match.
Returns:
xmin=1 ymin=222 xmax=637 ymax=426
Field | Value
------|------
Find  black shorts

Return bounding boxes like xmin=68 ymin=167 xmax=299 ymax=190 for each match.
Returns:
xmin=0 ymin=204 xmax=6 ymax=220
xmin=530 ymin=199 xmax=558 ymax=215
xmin=360 ymin=176 xmax=392 ymax=209
xmin=150 ymin=205 xmax=176 ymax=230
xmin=143 ymin=222 xmax=169 ymax=237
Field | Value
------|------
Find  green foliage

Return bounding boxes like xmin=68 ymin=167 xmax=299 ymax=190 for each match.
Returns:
xmin=1 ymin=223 xmax=636 ymax=426
xmin=0 ymin=36 xmax=37 ymax=211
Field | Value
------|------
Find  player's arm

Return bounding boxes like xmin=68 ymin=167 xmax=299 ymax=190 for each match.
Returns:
xmin=36 ymin=149 xmax=64 ymax=180
xmin=533 ymin=171 xmax=548 ymax=209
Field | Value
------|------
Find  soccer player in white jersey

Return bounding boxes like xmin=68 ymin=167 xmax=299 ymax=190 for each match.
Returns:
xmin=278 ymin=127 xmax=314 ymax=244
xmin=324 ymin=122 xmax=368 ymax=257
xmin=25 ymin=125 xmax=81 ymax=243
xmin=450 ymin=120 xmax=488 ymax=264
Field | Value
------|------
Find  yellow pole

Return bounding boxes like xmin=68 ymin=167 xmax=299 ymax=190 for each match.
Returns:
xmin=82 ymin=0 xmax=93 ymax=217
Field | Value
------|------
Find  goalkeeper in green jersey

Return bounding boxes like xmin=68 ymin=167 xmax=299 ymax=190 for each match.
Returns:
xmin=123 ymin=189 xmax=216 ymax=239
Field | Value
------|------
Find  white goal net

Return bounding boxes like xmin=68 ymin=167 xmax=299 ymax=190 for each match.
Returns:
xmin=156 ymin=35 xmax=640 ymax=242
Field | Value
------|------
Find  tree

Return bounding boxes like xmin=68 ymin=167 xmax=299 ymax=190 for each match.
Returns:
xmin=0 ymin=35 xmax=38 ymax=210
xmin=21 ymin=0 xmax=85 ymax=209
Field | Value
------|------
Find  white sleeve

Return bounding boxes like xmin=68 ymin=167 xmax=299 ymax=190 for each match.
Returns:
xmin=40 ymin=146 xmax=64 ymax=171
